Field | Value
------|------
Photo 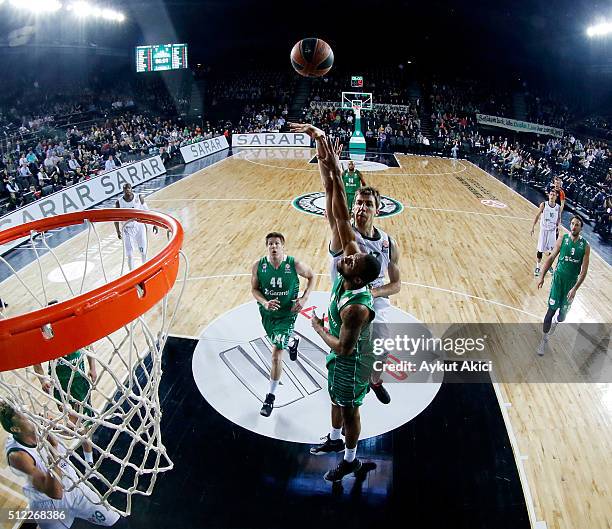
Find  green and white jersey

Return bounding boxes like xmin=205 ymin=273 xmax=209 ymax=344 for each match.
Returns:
xmin=328 ymin=275 xmax=375 ymax=356
xmin=257 ymin=255 xmax=300 ymax=315
xmin=342 ymin=170 xmax=361 ymax=196
xmin=556 ymin=234 xmax=587 ymax=280
xmin=52 ymin=349 xmax=87 ymax=387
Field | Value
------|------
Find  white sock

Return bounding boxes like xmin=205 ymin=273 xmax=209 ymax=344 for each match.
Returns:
xmin=344 ymin=446 xmax=357 ymax=462
xmin=84 ymin=450 xmax=93 ymax=464
xmin=269 ymin=379 xmax=279 ymax=395
xmin=330 ymin=427 xmax=342 ymax=441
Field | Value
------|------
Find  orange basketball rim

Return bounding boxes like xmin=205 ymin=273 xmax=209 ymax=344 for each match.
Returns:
xmin=0 ymin=209 xmax=184 ymax=371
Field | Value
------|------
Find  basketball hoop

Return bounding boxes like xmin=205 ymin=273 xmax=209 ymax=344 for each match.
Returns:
xmin=0 ymin=209 xmax=187 ymax=515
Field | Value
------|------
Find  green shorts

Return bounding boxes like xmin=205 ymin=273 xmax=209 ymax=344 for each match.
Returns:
xmin=326 ymin=351 xmax=374 ymax=407
xmin=53 ymin=373 xmax=93 ymax=418
xmin=346 ymin=193 xmax=356 ymax=212
xmin=259 ymin=309 xmax=297 ymax=350
xmin=548 ymin=272 xmax=578 ymax=315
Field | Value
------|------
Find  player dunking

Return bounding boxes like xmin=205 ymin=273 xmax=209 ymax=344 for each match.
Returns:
xmin=0 ymin=402 xmax=120 ymax=528
xmin=531 ymin=190 xmax=559 ymax=277
xmin=293 ymin=127 xmax=381 ymax=481
xmin=251 ymin=233 xmax=315 ymax=417
xmin=342 ymin=160 xmax=367 ymax=212
xmin=536 ymin=215 xmax=590 ymax=356
xmin=115 ymin=183 xmax=158 ymax=270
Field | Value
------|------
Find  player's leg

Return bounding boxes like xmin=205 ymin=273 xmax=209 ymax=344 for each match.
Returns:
xmin=72 ymin=484 xmax=121 ymax=526
xmin=260 ymin=343 xmax=282 ymax=417
xmin=323 ymin=406 xmax=362 ymax=482
xmin=123 ymin=228 xmax=136 ymax=271
xmin=369 ymin=301 xmax=391 ymax=404
xmin=260 ymin=315 xmax=296 ymax=417
xmin=135 ymin=224 xmax=148 ymax=267
xmin=310 ymin=402 xmax=345 ymax=455
xmin=537 ymin=274 xmax=564 ymax=355
xmin=535 ymin=251 xmax=543 ymax=277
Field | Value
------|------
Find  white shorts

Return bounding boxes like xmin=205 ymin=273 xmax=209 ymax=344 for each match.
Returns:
xmin=537 ymin=228 xmax=556 ymax=253
xmin=122 ymin=222 xmax=147 ymax=257
xmin=29 ymin=482 xmax=120 ymax=528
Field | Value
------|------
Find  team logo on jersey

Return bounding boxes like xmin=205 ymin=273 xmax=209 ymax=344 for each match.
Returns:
xmin=192 ymin=291 xmax=439 ymax=444
xmin=285 ymin=264 xmax=291 ymax=273
xmin=292 ymin=192 xmax=403 ymax=218
xmin=382 ymin=239 xmax=390 ymax=252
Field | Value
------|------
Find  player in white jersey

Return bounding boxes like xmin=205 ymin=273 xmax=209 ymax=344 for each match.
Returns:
xmin=0 ymin=402 xmax=120 ymax=528
xmin=531 ymin=190 xmax=559 ymax=277
xmin=115 ymin=183 xmax=157 ymax=270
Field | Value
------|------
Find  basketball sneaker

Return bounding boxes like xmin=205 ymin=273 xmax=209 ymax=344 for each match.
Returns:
xmin=288 ymin=336 xmax=300 ymax=361
xmin=370 ymin=381 xmax=391 ymax=404
xmin=310 ymin=434 xmax=345 ymax=455
xmin=260 ymin=393 xmax=275 ymax=417
xmin=324 ymin=459 xmax=362 ymax=482
xmin=536 ymin=336 xmax=548 ymax=356
xmin=534 ymin=266 xmax=540 ymax=277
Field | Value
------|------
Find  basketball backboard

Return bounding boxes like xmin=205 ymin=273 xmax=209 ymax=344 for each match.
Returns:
xmin=341 ymin=92 xmax=373 ymax=111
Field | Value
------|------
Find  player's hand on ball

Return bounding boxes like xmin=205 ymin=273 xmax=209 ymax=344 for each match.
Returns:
xmin=266 ymin=299 xmax=280 ymax=311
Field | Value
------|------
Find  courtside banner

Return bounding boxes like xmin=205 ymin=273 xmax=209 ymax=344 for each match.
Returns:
xmin=180 ymin=135 xmax=229 ymax=164
xmin=232 ymin=133 xmax=311 ymax=148
xmin=476 ymin=114 xmax=564 ymax=138
xmin=0 ymin=155 xmax=166 ymax=254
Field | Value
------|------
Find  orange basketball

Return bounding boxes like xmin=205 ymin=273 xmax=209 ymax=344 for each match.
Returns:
xmin=290 ymin=38 xmax=334 ymax=77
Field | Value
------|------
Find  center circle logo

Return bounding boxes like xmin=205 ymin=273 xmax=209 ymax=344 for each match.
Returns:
xmin=192 ymin=291 xmax=441 ymax=444
xmin=292 ymin=192 xmax=404 ymax=218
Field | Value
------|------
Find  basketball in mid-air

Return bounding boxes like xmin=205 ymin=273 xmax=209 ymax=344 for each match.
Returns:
xmin=290 ymin=38 xmax=334 ymax=77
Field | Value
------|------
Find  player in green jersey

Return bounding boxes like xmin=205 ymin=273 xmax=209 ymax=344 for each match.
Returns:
xmin=251 ymin=232 xmax=315 ymax=417
xmin=536 ymin=215 xmax=591 ymax=356
xmin=33 ymin=301 xmax=97 ymax=465
xmin=299 ymin=130 xmax=381 ymax=482
xmin=342 ymin=160 xmax=366 ymax=212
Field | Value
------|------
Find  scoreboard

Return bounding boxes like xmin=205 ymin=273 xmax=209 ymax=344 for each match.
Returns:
xmin=136 ymin=44 xmax=188 ymax=73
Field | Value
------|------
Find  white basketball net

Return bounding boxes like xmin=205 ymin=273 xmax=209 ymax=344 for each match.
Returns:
xmin=0 ymin=216 xmax=187 ymax=516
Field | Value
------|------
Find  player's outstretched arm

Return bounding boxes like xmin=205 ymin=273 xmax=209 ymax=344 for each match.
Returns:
xmin=538 ymin=235 xmax=563 ymax=287
xmin=288 ymin=122 xmax=341 ymax=251
xmin=371 ymin=238 xmax=401 ymax=298
xmin=322 ymin=137 xmax=359 ymax=256
xmin=531 ymin=202 xmax=544 ymax=236
xmin=292 ymin=259 xmax=315 ymax=313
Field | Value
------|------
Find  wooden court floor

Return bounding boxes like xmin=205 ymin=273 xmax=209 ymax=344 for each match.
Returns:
xmin=0 ymin=149 xmax=610 ymax=529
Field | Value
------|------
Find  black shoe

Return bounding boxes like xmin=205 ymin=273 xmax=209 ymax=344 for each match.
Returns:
xmin=288 ymin=336 xmax=300 ymax=361
xmin=310 ymin=434 xmax=345 ymax=455
xmin=370 ymin=382 xmax=391 ymax=404
xmin=260 ymin=393 xmax=275 ymax=417
xmin=324 ymin=459 xmax=362 ymax=482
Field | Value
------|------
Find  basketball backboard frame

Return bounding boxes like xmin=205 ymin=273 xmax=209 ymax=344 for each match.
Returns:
xmin=341 ymin=91 xmax=373 ymax=111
